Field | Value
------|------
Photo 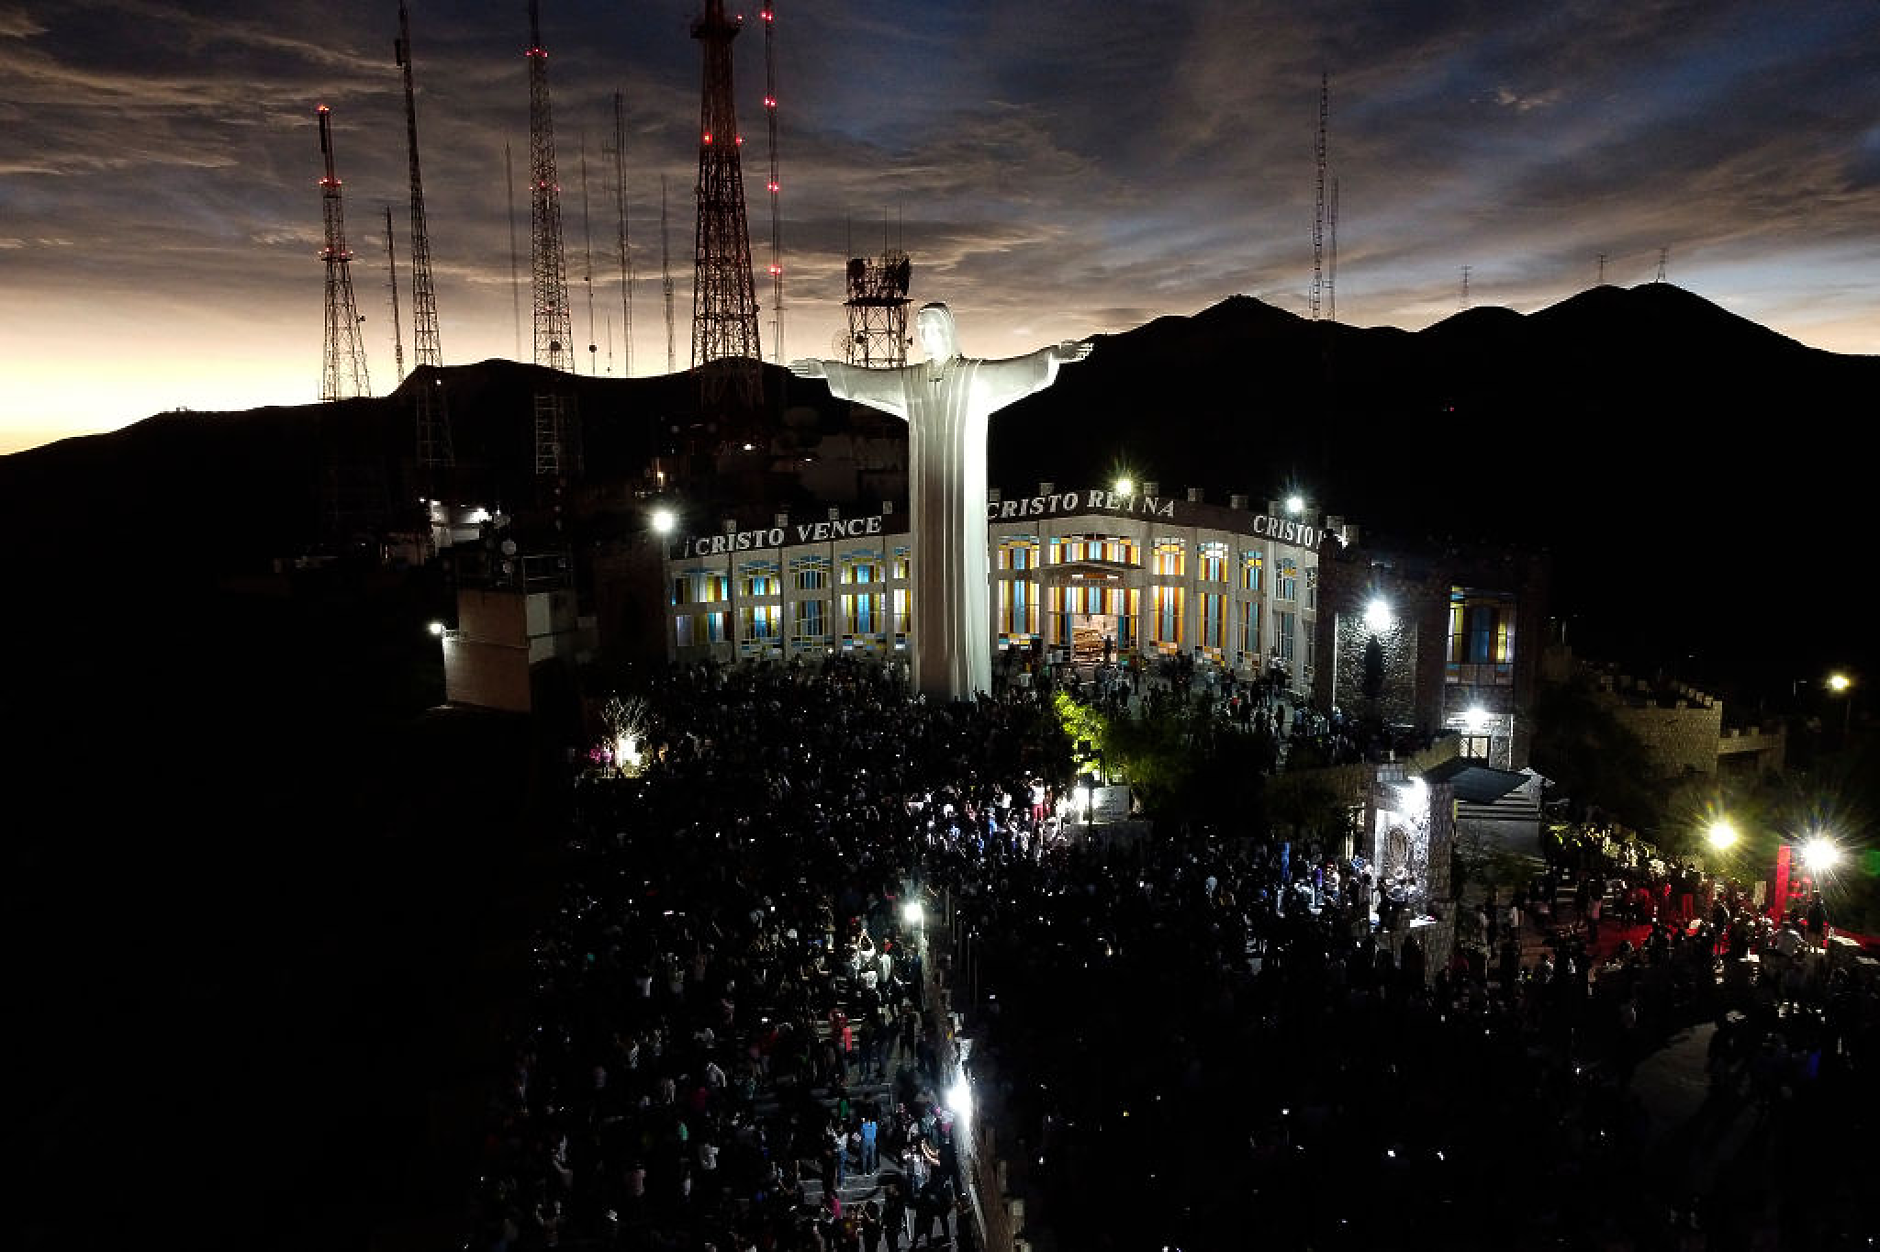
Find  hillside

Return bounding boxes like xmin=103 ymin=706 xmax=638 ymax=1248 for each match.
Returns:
xmin=4 ymin=282 xmax=1873 ymax=697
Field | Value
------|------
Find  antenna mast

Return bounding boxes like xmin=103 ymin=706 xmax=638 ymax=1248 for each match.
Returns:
xmin=507 ymin=142 xmax=521 ymax=360
xmin=526 ymin=0 xmax=573 ymax=371
xmin=581 ymin=133 xmax=597 ymax=375
xmin=396 ymin=1 xmax=442 ymax=367
xmin=1657 ymin=246 xmax=1669 ymax=283
xmin=762 ymin=0 xmax=783 ymax=363
xmin=691 ymin=0 xmax=762 ymax=411
xmin=384 ymin=205 xmax=407 ymax=385
xmin=844 ymin=246 xmax=911 ymax=369
xmin=1310 ymin=72 xmax=1327 ymax=321
xmin=1460 ymin=265 xmax=1472 ymax=310
xmin=317 ymin=104 xmax=370 ymax=401
xmin=662 ymin=174 xmax=676 ymax=374
xmin=612 ymin=90 xmax=634 ymax=377
xmin=1327 ymin=177 xmax=1338 ymax=324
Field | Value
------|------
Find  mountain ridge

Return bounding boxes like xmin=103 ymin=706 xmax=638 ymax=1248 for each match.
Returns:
xmin=5 ymin=282 xmax=1871 ymax=697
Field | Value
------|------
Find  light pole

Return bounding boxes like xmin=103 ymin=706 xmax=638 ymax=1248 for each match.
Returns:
xmin=1828 ymin=672 xmax=1854 ymax=744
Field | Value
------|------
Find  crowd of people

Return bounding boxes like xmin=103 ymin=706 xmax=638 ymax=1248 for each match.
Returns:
xmin=468 ymin=654 xmax=1880 ymax=1251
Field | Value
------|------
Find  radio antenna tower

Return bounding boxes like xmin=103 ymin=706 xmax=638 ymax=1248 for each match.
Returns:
xmin=662 ymin=174 xmax=676 ymax=374
xmin=611 ymin=90 xmax=634 ymax=377
xmin=1460 ymin=265 xmax=1472 ymax=310
xmin=317 ymin=104 xmax=370 ymax=401
xmin=1327 ymin=177 xmax=1338 ymax=324
xmin=761 ymin=0 xmax=783 ymax=363
xmin=1597 ymin=252 xmax=1607 ymax=285
xmin=524 ymin=0 xmax=578 ymax=480
xmin=384 ymin=205 xmax=407 ymax=385
xmin=507 ymin=142 xmax=521 ymax=359
xmin=395 ymin=1 xmax=441 ymax=368
xmin=525 ymin=1 xmax=573 ymax=371
xmin=1657 ymin=246 xmax=1669 ymax=283
xmin=1310 ymin=72 xmax=1328 ymax=321
xmin=691 ymin=0 xmax=763 ymax=411
xmin=844 ymin=242 xmax=911 ymax=369
xmin=580 ymin=133 xmax=598 ymax=375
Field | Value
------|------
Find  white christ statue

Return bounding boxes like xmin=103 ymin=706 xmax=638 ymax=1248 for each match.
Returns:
xmin=791 ymin=302 xmax=1092 ymax=701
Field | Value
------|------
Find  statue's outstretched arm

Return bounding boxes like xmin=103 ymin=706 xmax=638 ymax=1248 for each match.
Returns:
xmin=798 ymin=358 xmax=910 ymax=420
xmin=980 ymin=339 xmax=1094 ymax=414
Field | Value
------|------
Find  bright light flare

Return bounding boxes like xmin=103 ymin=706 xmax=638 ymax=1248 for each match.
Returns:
xmin=1364 ymin=598 xmax=1392 ymax=633
xmin=428 ymin=620 xmax=446 ymax=637
xmin=902 ymin=901 xmax=923 ymax=927
xmin=1829 ymin=673 xmax=1852 ymax=693
xmin=651 ymin=508 xmax=676 ymax=535
xmin=948 ymin=1076 xmax=973 ymax=1132
xmin=1285 ymin=494 xmax=1305 ymax=515
xmin=1114 ymin=477 xmax=1134 ymax=496
xmin=1462 ymin=706 xmax=1489 ymax=733
xmin=1804 ymin=837 xmax=1842 ymax=872
xmin=1706 ymin=821 xmax=1737 ymax=851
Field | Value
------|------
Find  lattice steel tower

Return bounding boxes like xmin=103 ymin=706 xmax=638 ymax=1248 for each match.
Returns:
xmin=524 ymin=1 xmax=578 ymax=480
xmin=317 ymin=104 xmax=370 ymax=401
xmin=526 ymin=0 xmax=573 ymax=372
xmin=1310 ymin=72 xmax=1329 ymax=322
xmin=844 ymin=250 xmax=912 ymax=369
xmin=761 ymin=0 xmax=783 ymax=363
xmin=691 ymin=0 xmax=762 ymax=410
xmin=396 ymin=1 xmax=442 ymax=368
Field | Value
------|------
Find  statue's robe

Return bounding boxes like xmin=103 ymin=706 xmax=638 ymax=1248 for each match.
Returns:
xmin=817 ymin=348 xmax=1063 ymax=700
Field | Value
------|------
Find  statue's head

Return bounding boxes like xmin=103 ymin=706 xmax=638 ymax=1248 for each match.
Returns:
xmin=915 ymin=303 xmax=958 ymax=363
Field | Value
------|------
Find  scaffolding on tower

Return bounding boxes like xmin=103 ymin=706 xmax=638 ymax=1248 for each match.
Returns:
xmin=524 ymin=0 xmax=579 ymax=481
xmin=691 ymin=0 xmax=763 ymax=417
xmin=317 ymin=104 xmax=370 ymax=401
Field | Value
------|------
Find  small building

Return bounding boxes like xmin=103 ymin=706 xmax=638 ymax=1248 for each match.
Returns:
xmin=441 ymin=545 xmax=594 ymax=713
xmin=1314 ymin=537 xmax=1549 ymax=772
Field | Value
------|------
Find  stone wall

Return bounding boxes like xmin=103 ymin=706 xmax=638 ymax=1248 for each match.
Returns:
xmin=1331 ymin=614 xmax=1420 ymax=727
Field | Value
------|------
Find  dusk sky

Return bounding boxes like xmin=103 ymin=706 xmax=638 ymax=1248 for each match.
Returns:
xmin=3 ymin=0 xmax=1878 ymax=455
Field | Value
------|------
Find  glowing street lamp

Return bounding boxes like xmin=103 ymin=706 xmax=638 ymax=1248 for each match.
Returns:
xmin=1828 ymin=672 xmax=1855 ymax=742
xmin=1114 ymin=476 xmax=1134 ymax=496
xmin=1364 ymin=597 xmax=1393 ymax=633
xmin=1803 ymin=836 xmax=1841 ymax=874
xmin=1285 ymin=493 xmax=1305 ymax=516
xmin=1706 ymin=820 xmax=1738 ymax=851
xmin=651 ymin=507 xmax=676 ymax=535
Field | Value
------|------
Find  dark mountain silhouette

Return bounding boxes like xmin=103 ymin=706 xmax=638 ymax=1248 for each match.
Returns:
xmin=4 ymin=282 xmax=1871 ymax=696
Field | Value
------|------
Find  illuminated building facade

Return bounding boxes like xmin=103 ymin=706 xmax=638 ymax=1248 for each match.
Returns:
xmin=1313 ymin=537 xmax=1549 ymax=772
xmin=663 ymin=481 xmax=1352 ymax=680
